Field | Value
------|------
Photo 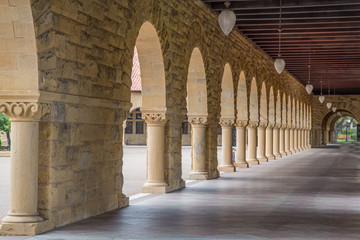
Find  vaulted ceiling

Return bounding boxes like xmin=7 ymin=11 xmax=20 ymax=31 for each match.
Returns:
xmin=201 ymin=0 xmax=360 ymax=95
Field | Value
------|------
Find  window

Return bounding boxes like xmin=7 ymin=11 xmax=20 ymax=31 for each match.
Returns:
xmin=136 ymin=113 xmax=142 ymax=119
xmin=127 ymin=113 xmax=133 ymax=120
xmin=217 ymin=124 xmax=222 ymax=135
xmin=125 ymin=121 xmax=133 ymax=134
xmin=136 ymin=121 xmax=144 ymax=134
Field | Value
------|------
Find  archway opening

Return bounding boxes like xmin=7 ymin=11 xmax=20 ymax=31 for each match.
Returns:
xmin=184 ymin=47 xmax=209 ymax=180
xmin=334 ymin=116 xmax=359 ymax=143
xmin=122 ymin=22 xmax=167 ymax=197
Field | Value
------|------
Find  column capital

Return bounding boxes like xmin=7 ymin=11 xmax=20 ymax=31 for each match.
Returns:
xmin=142 ymin=112 xmax=167 ymax=125
xmin=281 ymin=123 xmax=287 ymax=129
xmin=247 ymin=120 xmax=259 ymax=128
xmin=0 ymin=102 xmax=51 ymax=121
xmin=267 ymin=122 xmax=275 ymax=128
xmin=235 ymin=120 xmax=248 ymax=128
xmin=220 ymin=118 xmax=234 ymax=127
xmin=258 ymin=121 xmax=268 ymax=128
xmin=189 ymin=116 xmax=208 ymax=126
xmin=275 ymin=123 xmax=282 ymax=129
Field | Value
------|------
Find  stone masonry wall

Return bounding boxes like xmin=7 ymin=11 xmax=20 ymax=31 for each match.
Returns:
xmin=0 ymin=0 xmax=312 ymax=230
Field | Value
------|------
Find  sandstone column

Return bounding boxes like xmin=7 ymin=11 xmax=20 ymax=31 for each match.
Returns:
xmin=329 ymin=130 xmax=334 ymax=143
xmin=298 ymin=127 xmax=303 ymax=152
xmin=218 ymin=119 xmax=235 ymax=172
xmin=0 ymin=102 xmax=50 ymax=234
xmin=142 ymin=112 xmax=169 ymax=193
xmin=280 ymin=125 xmax=287 ymax=156
xmin=304 ymin=128 xmax=308 ymax=150
xmin=266 ymin=123 xmax=275 ymax=160
xmin=189 ymin=117 xmax=209 ymax=180
xmin=324 ymin=128 xmax=329 ymax=145
xmin=290 ymin=126 xmax=295 ymax=154
xmin=294 ymin=127 xmax=299 ymax=152
xmin=247 ymin=121 xmax=259 ymax=165
xmin=285 ymin=125 xmax=291 ymax=155
xmin=234 ymin=120 xmax=248 ymax=168
xmin=273 ymin=123 xmax=281 ymax=158
xmin=300 ymin=127 xmax=305 ymax=151
xmin=122 ymin=120 xmax=127 ymax=146
xmin=257 ymin=122 xmax=268 ymax=162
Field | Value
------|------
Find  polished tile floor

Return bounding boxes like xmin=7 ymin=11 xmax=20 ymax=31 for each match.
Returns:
xmin=5 ymin=144 xmax=360 ymax=239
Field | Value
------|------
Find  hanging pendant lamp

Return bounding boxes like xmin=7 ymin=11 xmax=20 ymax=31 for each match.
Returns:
xmin=274 ymin=0 xmax=285 ymax=74
xmin=319 ymin=71 xmax=325 ymax=103
xmin=218 ymin=0 xmax=236 ymax=36
xmin=305 ymin=47 xmax=313 ymax=94
xmin=332 ymin=106 xmax=337 ymax=113
xmin=326 ymin=81 xmax=332 ymax=109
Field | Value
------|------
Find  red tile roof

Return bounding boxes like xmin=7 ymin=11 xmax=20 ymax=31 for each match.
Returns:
xmin=131 ymin=47 xmax=141 ymax=92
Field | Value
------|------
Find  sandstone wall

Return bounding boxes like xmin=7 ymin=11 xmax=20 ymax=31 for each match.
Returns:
xmin=0 ymin=0 xmax=311 ymax=230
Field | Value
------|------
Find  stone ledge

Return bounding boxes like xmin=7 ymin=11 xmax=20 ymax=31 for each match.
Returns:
xmin=0 ymin=220 xmax=54 ymax=236
xmin=0 ymin=151 xmax=10 ymax=157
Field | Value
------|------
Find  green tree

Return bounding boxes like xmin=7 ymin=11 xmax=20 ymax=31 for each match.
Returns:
xmin=0 ymin=113 xmax=11 ymax=149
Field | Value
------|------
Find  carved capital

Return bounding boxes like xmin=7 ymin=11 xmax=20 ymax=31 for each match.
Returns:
xmin=258 ymin=121 xmax=268 ymax=128
xmin=235 ymin=120 xmax=248 ymax=128
xmin=281 ymin=123 xmax=287 ymax=129
xmin=267 ymin=122 xmax=275 ymax=128
xmin=247 ymin=120 xmax=259 ymax=128
xmin=189 ymin=117 xmax=208 ymax=126
xmin=220 ymin=118 xmax=234 ymax=128
xmin=275 ymin=123 xmax=282 ymax=129
xmin=0 ymin=102 xmax=51 ymax=121
xmin=143 ymin=113 xmax=167 ymax=125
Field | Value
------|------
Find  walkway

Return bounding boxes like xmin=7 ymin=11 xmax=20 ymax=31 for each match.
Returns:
xmin=4 ymin=144 xmax=360 ymax=239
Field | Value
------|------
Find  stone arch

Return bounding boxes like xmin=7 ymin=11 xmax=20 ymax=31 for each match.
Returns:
xmin=187 ymin=48 xmax=208 ymax=117
xmin=268 ymin=87 xmax=275 ymax=124
xmin=136 ymin=22 xmax=166 ymax=112
xmin=259 ymin=82 xmax=267 ymax=122
xmin=220 ymin=64 xmax=235 ymax=119
xmin=236 ymin=72 xmax=248 ymax=121
xmin=249 ymin=78 xmax=259 ymax=121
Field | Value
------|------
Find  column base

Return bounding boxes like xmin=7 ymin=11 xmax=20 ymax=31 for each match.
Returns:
xmin=274 ymin=153 xmax=282 ymax=158
xmin=246 ymin=159 xmax=259 ymax=165
xmin=266 ymin=154 xmax=275 ymax=160
xmin=295 ymin=148 xmax=301 ymax=152
xmin=290 ymin=149 xmax=296 ymax=154
xmin=218 ymin=165 xmax=236 ymax=172
xmin=285 ymin=150 xmax=292 ymax=155
xmin=189 ymin=171 xmax=209 ymax=180
xmin=142 ymin=181 xmax=169 ymax=194
xmin=257 ymin=156 xmax=268 ymax=162
xmin=0 ymin=220 xmax=52 ymax=236
xmin=234 ymin=162 xmax=249 ymax=168
xmin=280 ymin=151 xmax=287 ymax=156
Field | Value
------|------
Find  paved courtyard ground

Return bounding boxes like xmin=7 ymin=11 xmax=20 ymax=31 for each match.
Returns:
xmin=3 ymin=144 xmax=360 ymax=239
xmin=0 ymin=146 xmax=222 ymax=223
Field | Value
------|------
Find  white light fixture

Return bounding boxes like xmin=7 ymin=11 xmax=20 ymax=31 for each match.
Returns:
xmin=274 ymin=0 xmax=285 ymax=74
xmin=327 ymin=102 xmax=332 ymax=109
xmin=319 ymin=71 xmax=325 ymax=103
xmin=332 ymin=106 xmax=337 ymax=113
xmin=305 ymin=47 xmax=313 ymax=94
xmin=218 ymin=0 xmax=236 ymax=36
